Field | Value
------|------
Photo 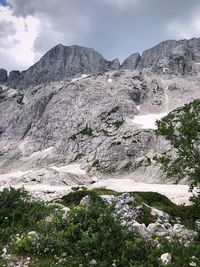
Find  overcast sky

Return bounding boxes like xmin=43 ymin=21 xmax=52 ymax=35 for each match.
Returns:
xmin=0 ymin=0 xmax=200 ymax=71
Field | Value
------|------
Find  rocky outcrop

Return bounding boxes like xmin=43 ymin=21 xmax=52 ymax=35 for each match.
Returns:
xmin=99 ymin=193 xmax=197 ymax=244
xmin=121 ymin=53 xmax=140 ymax=69
xmin=110 ymin=58 xmax=120 ymax=69
xmin=8 ymin=44 xmax=112 ymax=89
xmin=125 ymin=38 xmax=200 ymax=75
xmin=0 ymin=68 xmax=7 ymax=83
xmin=7 ymin=70 xmax=20 ymax=84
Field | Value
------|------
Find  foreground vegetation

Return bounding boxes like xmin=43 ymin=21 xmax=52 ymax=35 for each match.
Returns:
xmin=0 ymin=187 xmax=199 ymax=266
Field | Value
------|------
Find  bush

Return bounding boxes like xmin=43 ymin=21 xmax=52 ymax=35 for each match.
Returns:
xmin=0 ymin=187 xmax=48 ymax=248
xmin=60 ymin=190 xmax=103 ymax=207
xmin=14 ymin=199 xmax=158 ymax=267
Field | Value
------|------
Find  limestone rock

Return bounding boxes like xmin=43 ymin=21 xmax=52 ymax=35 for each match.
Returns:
xmin=170 ymin=224 xmax=198 ymax=243
xmin=150 ymin=207 xmax=170 ymax=223
xmin=9 ymin=44 xmax=112 ymax=89
xmin=110 ymin=58 xmax=120 ymax=69
xmin=137 ymin=38 xmax=200 ymax=75
xmin=8 ymin=70 xmax=20 ymax=83
xmin=0 ymin=68 xmax=200 ymax=184
xmin=147 ymin=222 xmax=169 ymax=237
xmin=89 ymin=259 xmax=97 ymax=265
xmin=0 ymin=68 xmax=7 ymax=83
xmin=160 ymin=253 xmax=172 ymax=265
xmin=80 ymin=195 xmax=91 ymax=207
xmin=130 ymin=221 xmax=149 ymax=239
xmin=121 ymin=53 xmax=140 ymax=69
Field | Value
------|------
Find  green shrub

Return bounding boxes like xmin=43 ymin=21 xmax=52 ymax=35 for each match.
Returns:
xmin=154 ymin=240 xmax=200 ymax=267
xmin=60 ymin=190 xmax=102 ymax=207
xmin=0 ymin=187 xmax=48 ymax=248
xmin=14 ymin=200 xmax=158 ymax=267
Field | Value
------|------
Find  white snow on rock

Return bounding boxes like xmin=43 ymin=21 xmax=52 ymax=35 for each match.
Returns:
xmin=132 ymin=113 xmax=168 ymax=129
xmin=89 ymin=179 xmax=192 ymax=205
xmin=0 ymin=170 xmax=31 ymax=180
xmin=107 ymin=78 xmax=113 ymax=83
xmin=51 ymin=164 xmax=86 ymax=175
xmin=71 ymin=74 xmax=90 ymax=82
xmin=28 ymin=147 xmax=55 ymax=159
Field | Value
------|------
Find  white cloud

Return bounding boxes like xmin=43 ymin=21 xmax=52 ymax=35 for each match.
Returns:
xmin=7 ymin=0 xmax=93 ymax=56
xmin=0 ymin=5 xmax=40 ymax=71
xmin=167 ymin=15 xmax=200 ymax=39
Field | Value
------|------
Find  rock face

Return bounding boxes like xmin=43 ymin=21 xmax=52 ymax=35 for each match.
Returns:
xmin=123 ymin=38 xmax=200 ymax=75
xmin=3 ymin=37 xmax=200 ymax=89
xmin=0 ymin=70 xmax=164 ymax=175
xmin=99 ymin=193 xmax=197 ymax=244
xmin=7 ymin=70 xmax=20 ymax=84
xmin=0 ymin=68 xmax=7 ymax=83
xmin=1 ymin=38 xmax=200 ymax=185
xmin=110 ymin=58 xmax=120 ymax=69
xmin=0 ymin=68 xmax=200 ymax=182
xmin=121 ymin=53 xmax=140 ymax=69
xmin=8 ymin=44 xmax=113 ymax=89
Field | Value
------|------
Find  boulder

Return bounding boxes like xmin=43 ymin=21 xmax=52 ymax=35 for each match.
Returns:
xmin=170 ymin=224 xmax=198 ymax=243
xmin=89 ymin=259 xmax=97 ymax=265
xmin=147 ymin=222 xmax=169 ymax=237
xmin=160 ymin=253 xmax=172 ymax=265
xmin=80 ymin=195 xmax=91 ymax=207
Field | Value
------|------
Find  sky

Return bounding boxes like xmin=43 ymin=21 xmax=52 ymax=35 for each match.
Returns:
xmin=1 ymin=0 xmax=200 ymax=71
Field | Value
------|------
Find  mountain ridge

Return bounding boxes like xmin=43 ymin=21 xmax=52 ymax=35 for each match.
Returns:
xmin=1 ymin=37 xmax=200 ymax=89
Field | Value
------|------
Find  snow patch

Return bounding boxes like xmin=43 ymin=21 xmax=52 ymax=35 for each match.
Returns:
xmin=71 ymin=74 xmax=90 ymax=83
xmin=28 ymin=147 xmax=55 ymax=159
xmin=0 ymin=170 xmax=31 ymax=180
xmin=51 ymin=164 xmax=86 ymax=175
xmin=89 ymin=179 xmax=192 ymax=205
xmin=7 ymin=89 xmax=18 ymax=97
xmin=136 ymin=105 xmax=141 ymax=111
xmin=132 ymin=112 xmax=168 ymax=129
xmin=107 ymin=78 xmax=113 ymax=83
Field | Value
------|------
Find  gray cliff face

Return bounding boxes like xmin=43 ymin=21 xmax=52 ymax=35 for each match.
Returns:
xmin=8 ymin=44 xmax=112 ymax=89
xmin=0 ymin=69 xmax=8 ymax=83
xmin=122 ymin=38 xmax=200 ymax=75
xmin=0 ymin=70 xmax=163 ymax=175
xmin=7 ymin=70 xmax=21 ymax=84
xmin=121 ymin=53 xmax=140 ymax=69
xmin=1 ymin=69 xmax=200 ymax=182
xmin=3 ymin=37 xmax=200 ymax=90
xmin=110 ymin=58 xmax=120 ymax=69
xmin=1 ymin=38 xmax=200 ymax=185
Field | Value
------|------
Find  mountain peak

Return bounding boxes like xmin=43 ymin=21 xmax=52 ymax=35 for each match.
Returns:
xmin=8 ymin=44 xmax=114 ymax=89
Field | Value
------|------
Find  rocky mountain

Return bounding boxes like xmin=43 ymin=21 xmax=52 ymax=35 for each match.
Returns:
xmin=6 ymin=44 xmax=117 ymax=89
xmin=2 ymin=37 xmax=200 ymax=89
xmin=121 ymin=53 xmax=140 ymax=69
xmin=0 ymin=37 xmax=200 ymax=190
xmin=0 ymin=68 xmax=200 ymax=186
xmin=123 ymin=37 xmax=200 ymax=75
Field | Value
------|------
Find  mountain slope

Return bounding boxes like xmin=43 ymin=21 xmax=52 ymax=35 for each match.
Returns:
xmin=0 ymin=69 xmax=200 ymax=185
